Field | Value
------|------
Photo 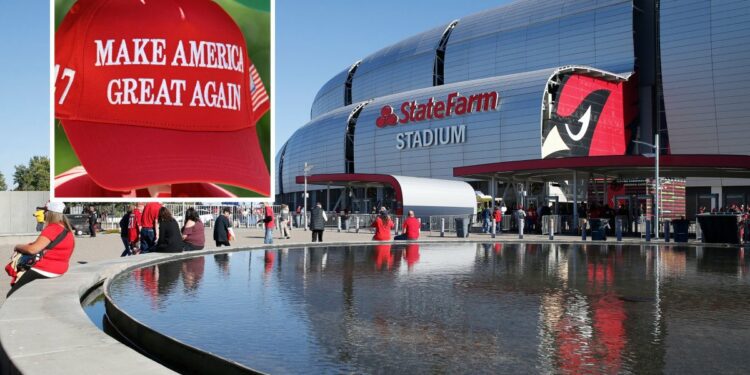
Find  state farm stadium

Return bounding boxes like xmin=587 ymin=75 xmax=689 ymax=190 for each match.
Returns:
xmin=276 ymin=0 xmax=750 ymax=231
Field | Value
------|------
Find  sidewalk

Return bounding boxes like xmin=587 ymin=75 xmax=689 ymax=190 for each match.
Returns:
xmin=0 ymin=226 xmax=711 ymax=304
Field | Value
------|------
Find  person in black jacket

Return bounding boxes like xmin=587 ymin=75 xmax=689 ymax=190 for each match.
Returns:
xmin=154 ymin=207 xmax=182 ymax=253
xmin=310 ymin=202 xmax=327 ymax=242
xmin=119 ymin=208 xmax=133 ymax=257
xmin=213 ymin=207 xmax=232 ymax=247
xmin=88 ymin=206 xmax=98 ymax=237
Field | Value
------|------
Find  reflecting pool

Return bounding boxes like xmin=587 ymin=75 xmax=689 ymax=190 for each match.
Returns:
xmin=108 ymin=243 xmax=750 ymax=374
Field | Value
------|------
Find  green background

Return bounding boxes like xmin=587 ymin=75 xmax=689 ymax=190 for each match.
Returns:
xmin=54 ymin=0 xmax=271 ymax=197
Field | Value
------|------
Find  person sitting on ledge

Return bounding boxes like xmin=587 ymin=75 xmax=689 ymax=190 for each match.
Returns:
xmin=395 ymin=210 xmax=420 ymax=240
xmin=372 ymin=209 xmax=395 ymax=241
xmin=154 ymin=207 xmax=183 ymax=253
xmin=181 ymin=208 xmax=205 ymax=251
xmin=7 ymin=202 xmax=75 ymax=297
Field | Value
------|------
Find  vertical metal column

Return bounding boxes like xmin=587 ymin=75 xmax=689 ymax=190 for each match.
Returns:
xmin=572 ymin=171 xmax=578 ymax=232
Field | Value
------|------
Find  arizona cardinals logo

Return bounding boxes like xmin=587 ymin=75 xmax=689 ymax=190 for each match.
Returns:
xmin=542 ymin=73 xmax=633 ymax=159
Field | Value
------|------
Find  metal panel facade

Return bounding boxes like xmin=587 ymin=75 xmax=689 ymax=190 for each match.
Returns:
xmin=660 ymin=0 xmax=750 ymax=156
xmin=444 ymin=0 xmax=634 ymax=83
xmin=350 ymin=24 xmax=447 ymax=103
xmin=310 ymin=68 xmax=350 ymax=120
xmin=280 ymin=105 xmax=355 ymax=192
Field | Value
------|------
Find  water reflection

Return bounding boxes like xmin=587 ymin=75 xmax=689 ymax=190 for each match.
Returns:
xmin=108 ymin=244 xmax=750 ymax=374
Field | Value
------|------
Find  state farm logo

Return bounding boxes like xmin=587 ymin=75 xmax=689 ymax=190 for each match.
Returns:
xmin=376 ymin=91 xmax=499 ymax=128
xmin=376 ymin=106 xmax=398 ymax=127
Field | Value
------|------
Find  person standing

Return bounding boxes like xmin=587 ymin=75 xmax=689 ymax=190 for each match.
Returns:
xmin=181 ymin=208 xmax=205 ymax=251
xmin=119 ymin=207 xmax=133 ymax=257
xmin=493 ymin=206 xmax=503 ymax=234
xmin=213 ymin=207 xmax=232 ymax=247
xmin=395 ymin=210 xmax=420 ymax=240
xmin=140 ymin=202 xmax=161 ymax=253
xmin=482 ymin=205 xmax=491 ymax=233
xmin=371 ymin=209 xmax=395 ymax=241
xmin=7 ymin=202 xmax=75 ymax=297
xmin=154 ymin=207 xmax=182 ymax=253
xmin=279 ymin=204 xmax=291 ymax=239
xmin=516 ymin=205 xmax=527 ymax=234
xmin=33 ymin=207 xmax=45 ymax=232
xmin=88 ymin=206 xmax=98 ymax=237
xmin=263 ymin=202 xmax=275 ymax=244
xmin=310 ymin=202 xmax=327 ymax=242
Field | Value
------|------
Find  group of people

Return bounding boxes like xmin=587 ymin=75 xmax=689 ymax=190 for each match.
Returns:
xmin=119 ymin=202 xmax=207 ymax=255
xmin=371 ymin=208 xmax=421 ymax=242
xmin=479 ymin=204 xmax=505 ymax=234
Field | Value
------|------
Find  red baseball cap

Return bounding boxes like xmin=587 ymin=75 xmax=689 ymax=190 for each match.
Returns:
xmin=54 ymin=0 xmax=270 ymax=196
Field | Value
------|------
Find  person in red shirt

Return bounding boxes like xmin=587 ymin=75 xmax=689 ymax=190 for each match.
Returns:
xmin=140 ymin=202 xmax=162 ymax=253
xmin=395 ymin=210 xmax=420 ymax=240
xmin=371 ymin=209 xmax=395 ymax=241
xmin=7 ymin=201 xmax=75 ymax=297
xmin=263 ymin=202 xmax=275 ymax=244
xmin=493 ymin=207 xmax=503 ymax=234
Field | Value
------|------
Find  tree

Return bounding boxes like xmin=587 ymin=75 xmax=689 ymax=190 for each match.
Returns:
xmin=0 ymin=172 xmax=6 ymax=191
xmin=14 ymin=156 xmax=50 ymax=191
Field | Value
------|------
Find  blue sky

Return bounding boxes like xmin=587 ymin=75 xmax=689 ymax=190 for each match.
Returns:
xmin=275 ymin=0 xmax=513 ymax=154
xmin=0 ymin=0 xmax=49 ymax=189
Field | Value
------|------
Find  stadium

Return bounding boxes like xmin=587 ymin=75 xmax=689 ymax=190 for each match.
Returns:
xmin=276 ymin=0 xmax=750 ymax=230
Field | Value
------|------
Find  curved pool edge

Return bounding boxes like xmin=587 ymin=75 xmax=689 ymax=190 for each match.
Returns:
xmin=0 ymin=237 xmax=731 ymax=374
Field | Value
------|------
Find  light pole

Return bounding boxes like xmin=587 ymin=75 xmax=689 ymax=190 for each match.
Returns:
xmin=633 ymin=133 xmax=660 ymax=239
xmin=303 ymin=163 xmax=314 ymax=231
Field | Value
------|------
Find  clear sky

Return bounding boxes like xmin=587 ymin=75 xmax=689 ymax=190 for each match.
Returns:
xmin=275 ymin=0 xmax=513 ymax=154
xmin=0 ymin=0 xmax=50 ymax=189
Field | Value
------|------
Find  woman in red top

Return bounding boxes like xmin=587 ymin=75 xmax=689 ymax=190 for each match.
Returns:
xmin=371 ymin=210 xmax=395 ymax=241
xmin=8 ymin=201 xmax=75 ymax=297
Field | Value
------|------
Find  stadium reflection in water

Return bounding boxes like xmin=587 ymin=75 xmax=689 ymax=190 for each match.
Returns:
xmin=108 ymin=244 xmax=750 ymax=374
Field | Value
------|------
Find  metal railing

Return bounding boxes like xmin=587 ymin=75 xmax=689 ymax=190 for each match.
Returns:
xmin=428 ymin=214 xmax=474 ymax=233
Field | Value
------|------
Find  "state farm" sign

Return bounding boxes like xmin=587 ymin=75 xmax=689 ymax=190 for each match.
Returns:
xmin=376 ymin=91 xmax=499 ymax=127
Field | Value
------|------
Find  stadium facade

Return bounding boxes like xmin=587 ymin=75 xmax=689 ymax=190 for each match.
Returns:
xmin=276 ymin=0 xmax=750 ymax=219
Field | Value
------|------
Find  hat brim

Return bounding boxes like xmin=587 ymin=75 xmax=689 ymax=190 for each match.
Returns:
xmin=60 ymin=120 xmax=270 ymax=196
xmin=54 ymin=166 xmax=238 ymax=198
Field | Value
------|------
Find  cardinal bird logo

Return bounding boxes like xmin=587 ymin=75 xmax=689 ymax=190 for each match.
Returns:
xmin=542 ymin=73 xmax=633 ymax=159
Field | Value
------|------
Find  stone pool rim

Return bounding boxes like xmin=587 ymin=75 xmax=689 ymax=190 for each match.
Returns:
xmin=0 ymin=238 xmax=737 ymax=374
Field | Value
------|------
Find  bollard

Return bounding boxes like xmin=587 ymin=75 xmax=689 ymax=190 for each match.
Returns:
xmin=440 ymin=218 xmax=445 ymax=237
xmin=395 ymin=217 xmax=400 ymax=236
xmin=645 ymin=220 xmax=651 ymax=242
xmin=518 ymin=217 xmax=524 ymax=239
xmin=664 ymin=221 xmax=670 ymax=243
xmin=548 ymin=216 xmax=554 ymax=241
xmin=337 ymin=216 xmax=341 ymax=232
xmin=491 ymin=219 xmax=496 ymax=238
xmin=356 ymin=217 xmax=360 ymax=233
xmin=616 ymin=217 xmax=623 ymax=242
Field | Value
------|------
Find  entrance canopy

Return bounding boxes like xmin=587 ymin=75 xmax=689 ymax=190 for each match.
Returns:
xmin=295 ymin=173 xmax=475 ymax=217
xmin=454 ymin=154 xmax=750 ymax=181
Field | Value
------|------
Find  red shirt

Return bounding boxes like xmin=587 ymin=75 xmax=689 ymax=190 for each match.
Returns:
xmin=141 ymin=202 xmax=161 ymax=228
xmin=264 ymin=206 xmax=275 ymax=229
xmin=128 ymin=213 xmax=139 ymax=243
xmin=371 ymin=216 xmax=394 ymax=241
xmin=402 ymin=217 xmax=420 ymax=240
xmin=494 ymin=210 xmax=502 ymax=222
xmin=33 ymin=223 xmax=75 ymax=276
